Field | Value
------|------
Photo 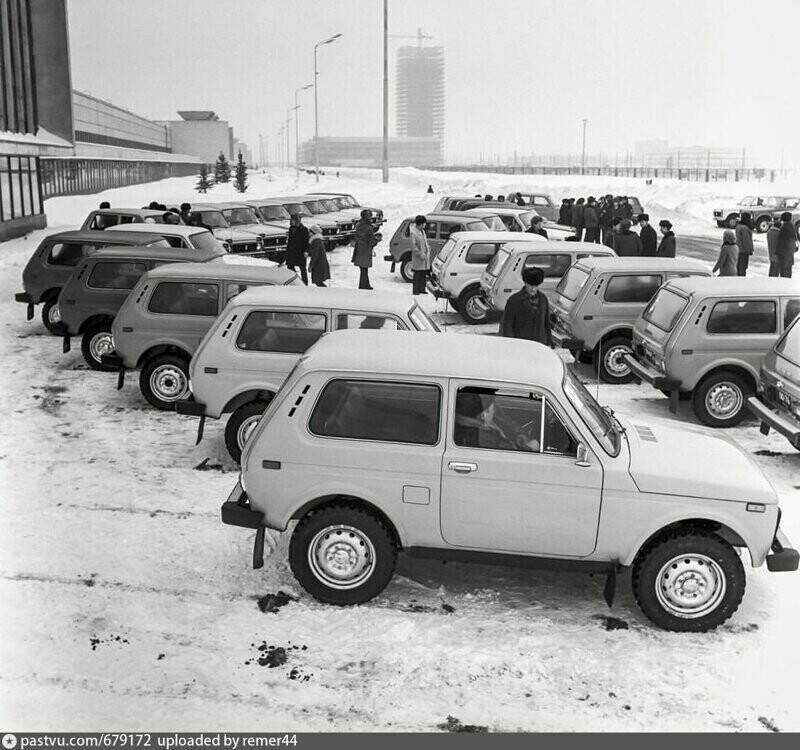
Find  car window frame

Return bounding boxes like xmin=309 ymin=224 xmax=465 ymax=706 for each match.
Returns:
xmin=603 ymin=273 xmax=664 ymax=305
xmin=705 ymin=298 xmax=779 ymax=336
xmin=146 ymin=280 xmax=221 ymax=317
xmin=234 ymin=307 xmax=329 ymax=354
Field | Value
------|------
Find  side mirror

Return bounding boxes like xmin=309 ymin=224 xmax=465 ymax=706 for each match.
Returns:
xmin=575 ymin=443 xmax=591 ymax=468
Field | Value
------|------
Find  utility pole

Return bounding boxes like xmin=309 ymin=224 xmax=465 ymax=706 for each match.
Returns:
xmin=581 ymin=119 xmax=587 ymax=175
xmin=382 ymin=0 xmax=389 ymax=183
xmin=286 ymin=108 xmax=293 ymax=169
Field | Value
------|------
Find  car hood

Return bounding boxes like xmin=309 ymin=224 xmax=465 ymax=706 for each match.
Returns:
xmin=621 ymin=415 xmax=777 ymax=504
xmin=212 ymin=228 xmax=260 ymax=242
xmin=233 ymin=223 xmax=285 ymax=237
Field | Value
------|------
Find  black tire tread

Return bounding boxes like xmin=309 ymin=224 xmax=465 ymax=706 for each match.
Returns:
xmin=139 ymin=354 xmax=190 ymax=411
xmin=224 ymin=399 xmax=270 ymax=463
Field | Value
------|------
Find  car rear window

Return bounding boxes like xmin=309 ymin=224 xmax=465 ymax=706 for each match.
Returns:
xmin=466 ymin=221 xmax=489 ymax=232
xmin=236 ymin=310 xmax=326 ymax=353
xmin=309 ymin=379 xmax=441 ymax=445
xmin=604 ymin=275 xmax=662 ymax=304
xmin=555 ymin=266 xmax=590 ymax=301
xmin=707 ymin=300 xmax=777 ymax=335
xmin=437 ymin=237 xmax=457 ymax=262
xmin=409 ymin=305 xmax=440 ymax=331
xmin=148 ymin=282 xmax=219 ymax=316
xmin=642 ymin=287 xmax=689 ymax=332
xmin=46 ymin=242 xmax=87 ymax=266
xmin=486 ymin=248 xmax=511 ymax=277
xmin=190 ymin=231 xmax=223 ymax=252
xmin=88 ymin=261 xmax=147 ymax=290
xmin=465 ymin=243 xmax=498 ymax=265
xmin=776 ymin=318 xmax=800 ymax=366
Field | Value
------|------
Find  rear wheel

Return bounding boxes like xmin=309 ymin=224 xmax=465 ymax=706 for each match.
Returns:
xmin=399 ymin=253 xmax=413 ymax=283
xmin=224 ymin=399 xmax=272 ymax=463
xmin=42 ymin=298 xmax=65 ymax=335
xmin=754 ymin=216 xmax=771 ymax=233
xmin=692 ymin=370 xmax=751 ymax=427
xmin=81 ymin=321 xmax=116 ymax=371
xmin=595 ymin=336 xmax=635 ymax=384
xmin=458 ymin=285 xmax=488 ymax=324
xmin=140 ymin=354 xmax=191 ymax=410
xmin=725 ymin=214 xmax=738 ymax=229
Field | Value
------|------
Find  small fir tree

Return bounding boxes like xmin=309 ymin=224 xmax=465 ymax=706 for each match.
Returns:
xmin=214 ymin=151 xmax=231 ymax=183
xmin=233 ymin=150 xmax=248 ymax=193
xmin=196 ymin=164 xmax=213 ymax=193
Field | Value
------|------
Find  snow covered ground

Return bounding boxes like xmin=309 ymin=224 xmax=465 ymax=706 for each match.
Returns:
xmin=1 ymin=169 xmax=798 ymax=732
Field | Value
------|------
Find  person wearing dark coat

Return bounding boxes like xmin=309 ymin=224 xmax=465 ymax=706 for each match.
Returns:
xmin=179 ymin=202 xmax=192 ymax=226
xmin=776 ymin=211 xmax=798 ymax=278
xmin=638 ymin=214 xmax=658 ymax=256
xmin=571 ymin=198 xmax=585 ymax=240
xmin=525 ymin=215 xmax=548 ymax=238
xmin=500 ymin=267 xmax=552 ymax=347
xmin=583 ymin=197 xmax=600 ymax=243
xmin=307 ymin=224 xmax=331 ymax=287
xmin=426 ymin=184 xmax=434 ymax=194
xmin=734 ymin=213 xmax=754 ymax=276
xmin=600 ymin=195 xmax=616 ymax=247
xmin=558 ymin=199 xmax=571 ymax=225
xmin=612 ymin=219 xmax=642 ymax=256
xmin=766 ymin=219 xmax=781 ymax=277
xmin=515 ymin=192 xmax=526 ymax=207
xmin=352 ymin=209 xmax=377 ymax=289
xmin=286 ymin=214 xmax=310 ymax=285
xmin=656 ymin=220 xmax=676 ymax=257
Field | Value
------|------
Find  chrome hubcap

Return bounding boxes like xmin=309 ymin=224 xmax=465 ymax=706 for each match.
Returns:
xmin=149 ymin=364 xmax=189 ymax=402
xmin=705 ymin=382 xmax=743 ymax=419
xmin=237 ymin=414 xmax=261 ymax=450
xmin=89 ymin=332 xmax=114 ymax=362
xmin=308 ymin=524 xmax=375 ymax=589
xmin=655 ymin=554 xmax=726 ymax=618
xmin=604 ymin=345 xmax=632 ymax=377
xmin=465 ymin=296 xmax=486 ymax=321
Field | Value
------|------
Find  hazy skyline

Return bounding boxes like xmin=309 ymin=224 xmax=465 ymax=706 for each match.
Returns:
xmin=67 ymin=0 xmax=800 ymax=166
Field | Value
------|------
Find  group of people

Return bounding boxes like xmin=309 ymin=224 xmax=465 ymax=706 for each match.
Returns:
xmin=285 ymin=213 xmax=332 ymax=287
xmin=714 ymin=211 xmax=797 ymax=278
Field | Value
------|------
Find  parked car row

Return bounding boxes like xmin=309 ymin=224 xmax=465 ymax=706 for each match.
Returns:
xmin=712 ymin=195 xmax=800 ymax=233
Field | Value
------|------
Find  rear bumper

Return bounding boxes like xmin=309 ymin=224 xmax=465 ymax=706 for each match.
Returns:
xmin=15 ymin=292 xmax=32 ymax=304
xmin=552 ymin=330 xmax=584 ymax=351
xmin=622 ymin=354 xmax=680 ymax=390
xmin=767 ymin=529 xmax=799 ymax=572
xmin=747 ymin=396 xmax=800 ymax=449
xmin=176 ymin=399 xmax=206 ymax=417
xmin=221 ymin=483 xmax=264 ymax=529
xmin=426 ymin=279 xmax=448 ymax=299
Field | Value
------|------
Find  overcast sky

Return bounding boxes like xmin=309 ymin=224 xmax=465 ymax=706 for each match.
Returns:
xmin=67 ymin=0 xmax=800 ymax=166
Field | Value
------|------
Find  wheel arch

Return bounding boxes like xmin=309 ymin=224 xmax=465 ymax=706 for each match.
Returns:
xmin=589 ymin=326 xmax=634 ymax=352
xmin=693 ymin=362 xmax=758 ymax=393
xmin=41 ymin=287 xmax=62 ymax=304
xmin=222 ymin=388 xmax=276 ymax=415
xmin=78 ymin=313 xmax=115 ymax=335
xmin=137 ymin=344 xmax=192 ymax=369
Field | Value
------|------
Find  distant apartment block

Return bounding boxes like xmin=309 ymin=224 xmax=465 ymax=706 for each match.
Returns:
xmin=395 ymin=45 xmax=444 ymax=141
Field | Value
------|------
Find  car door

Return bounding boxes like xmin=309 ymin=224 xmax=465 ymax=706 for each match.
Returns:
xmin=439 ymin=382 xmax=603 ymax=556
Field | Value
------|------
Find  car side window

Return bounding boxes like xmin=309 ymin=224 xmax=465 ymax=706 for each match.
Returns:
xmin=439 ymin=222 xmax=461 ymax=240
xmin=499 ymin=215 xmax=516 ymax=231
xmin=236 ymin=310 xmax=326 ymax=353
xmin=464 ymin=243 xmax=498 ymax=265
xmin=401 ymin=221 xmax=411 ymax=238
xmin=604 ymin=275 xmax=662 ymax=303
xmin=47 ymin=243 xmax=86 ymax=266
xmin=309 ymin=379 xmax=441 ymax=445
xmin=148 ymin=282 xmax=219 ymax=316
xmin=707 ymin=300 xmax=777 ymax=334
xmin=162 ymin=235 xmax=185 ymax=249
xmin=783 ymin=298 xmax=800 ymax=329
xmin=335 ymin=313 xmax=401 ymax=331
xmin=424 ymin=221 xmax=438 ymax=239
xmin=87 ymin=261 xmax=147 ymax=290
xmin=523 ymin=253 xmax=571 ymax=278
xmin=225 ymin=282 xmax=250 ymax=303
xmin=89 ymin=213 xmax=119 ymax=230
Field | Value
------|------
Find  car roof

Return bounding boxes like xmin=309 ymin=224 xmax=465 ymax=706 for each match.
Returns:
xmin=413 ymin=211 xmax=492 ymax=221
xmin=213 ymin=202 xmax=261 ymax=210
xmin=300 ymin=329 xmax=565 ymax=388
xmin=91 ymin=208 xmax=164 ymax=217
xmin=139 ymin=261 xmax=297 ymax=283
xmin=49 ymin=230 xmax=161 ymax=244
xmin=231 ymin=286 xmax=417 ymax=314
xmin=665 ymin=276 xmax=800 ymax=296
xmin=503 ymin=240 xmax=614 ymax=254
xmin=448 ymin=230 xmax=542 ymax=243
xmin=75 ymin=246 xmax=216 ymax=263
xmin=190 ymin=203 xmax=226 ymax=212
xmin=464 ymin=208 xmax=505 ymax=215
xmin=106 ymin=224 xmax=210 ymax=237
xmin=574 ymin=256 xmax=709 ymax=272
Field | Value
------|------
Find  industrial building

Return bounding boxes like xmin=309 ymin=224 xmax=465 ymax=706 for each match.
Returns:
xmin=157 ymin=111 xmax=235 ymax=165
xmin=395 ymin=44 xmax=444 ymax=141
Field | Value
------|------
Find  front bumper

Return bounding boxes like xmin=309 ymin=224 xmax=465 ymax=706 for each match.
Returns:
xmin=100 ymin=353 xmax=126 ymax=390
xmin=622 ymin=354 xmax=683 ymax=412
xmin=222 ymin=482 xmax=268 ymax=569
xmin=747 ymin=396 xmax=800 ymax=450
xmin=426 ymin=278 xmax=448 ymax=299
xmin=176 ymin=398 xmax=207 ymax=445
xmin=552 ymin=330 xmax=584 ymax=351
xmin=15 ymin=292 xmax=34 ymax=320
xmin=767 ymin=529 xmax=799 ymax=572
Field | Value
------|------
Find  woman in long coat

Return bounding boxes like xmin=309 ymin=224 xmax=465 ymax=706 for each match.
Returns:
xmin=713 ymin=230 xmax=739 ymax=276
xmin=308 ymin=225 xmax=331 ymax=287
xmin=352 ymin=209 xmax=376 ymax=290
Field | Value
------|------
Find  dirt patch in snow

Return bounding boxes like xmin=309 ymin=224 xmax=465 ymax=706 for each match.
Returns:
xmin=245 ymin=641 xmax=308 ymax=670
xmin=89 ymin=634 xmax=130 ymax=651
xmin=257 ymin=591 xmax=297 ymax=613
xmin=758 ymin=716 xmax=781 ymax=732
xmin=594 ymin=614 xmax=630 ymax=631
xmin=437 ymin=715 xmax=488 ymax=733
xmin=32 ymin=384 xmax=68 ymax=414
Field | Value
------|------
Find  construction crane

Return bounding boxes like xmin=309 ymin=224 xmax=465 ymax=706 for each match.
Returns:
xmin=388 ymin=27 xmax=432 ymax=47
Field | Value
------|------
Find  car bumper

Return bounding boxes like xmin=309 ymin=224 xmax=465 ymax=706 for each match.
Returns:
xmin=552 ymin=330 xmax=584 ymax=351
xmin=384 ymin=254 xmax=397 ymax=272
xmin=426 ymin=279 xmax=448 ymax=299
xmin=15 ymin=292 xmax=34 ymax=320
xmin=622 ymin=354 xmax=680 ymax=390
xmin=747 ymin=396 xmax=800 ymax=450
xmin=767 ymin=529 xmax=799 ymax=572
xmin=222 ymin=482 xmax=269 ymax=569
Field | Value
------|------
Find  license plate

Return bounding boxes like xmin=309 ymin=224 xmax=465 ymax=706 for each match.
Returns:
xmin=778 ymin=391 xmax=792 ymax=409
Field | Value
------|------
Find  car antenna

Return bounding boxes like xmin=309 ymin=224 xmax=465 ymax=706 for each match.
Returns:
xmin=595 ymin=339 xmax=602 ymax=402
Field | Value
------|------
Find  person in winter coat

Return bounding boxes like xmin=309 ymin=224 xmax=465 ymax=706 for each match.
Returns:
xmin=656 ymin=220 xmax=677 ymax=257
xmin=352 ymin=209 xmax=377 ymax=289
xmin=525 ymin=215 xmax=548 ymax=238
xmin=558 ymin=199 xmax=571 ymax=225
xmin=286 ymin=214 xmax=310 ymax=285
xmin=776 ymin=211 xmax=798 ymax=278
xmin=713 ymin=230 xmax=739 ymax=276
xmin=583 ymin=197 xmax=600 ymax=243
xmin=515 ymin=192 xmax=526 ymax=207
xmin=571 ymin=198 xmax=585 ymax=240
xmin=638 ymin=214 xmax=658 ymax=256
xmin=600 ymin=195 xmax=616 ymax=247
xmin=500 ymin=267 xmax=552 ymax=346
xmin=307 ymin=224 xmax=331 ymax=287
xmin=766 ymin=218 xmax=781 ymax=277
xmin=179 ymin=202 xmax=192 ymax=226
xmin=734 ymin=213 xmax=754 ymax=276
xmin=613 ymin=219 xmax=642 ymax=256
xmin=409 ymin=214 xmax=430 ymax=295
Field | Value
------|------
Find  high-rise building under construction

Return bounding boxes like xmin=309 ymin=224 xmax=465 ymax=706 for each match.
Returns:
xmin=395 ymin=45 xmax=444 ymax=142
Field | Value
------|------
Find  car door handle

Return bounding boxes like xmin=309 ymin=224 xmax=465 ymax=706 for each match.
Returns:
xmin=448 ymin=461 xmax=477 ymax=474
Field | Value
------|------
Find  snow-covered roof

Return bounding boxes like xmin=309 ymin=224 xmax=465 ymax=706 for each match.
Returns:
xmin=140 ymin=262 xmax=296 ymax=284
xmin=230 ymin=286 xmax=418 ymax=315
xmin=447 ymin=230 xmax=542 ymax=243
xmin=106 ymin=224 xmax=213 ymax=238
xmin=503 ymin=240 xmax=614 ymax=254
xmin=667 ymin=276 xmax=800 ymax=296
xmin=575 ymin=256 xmax=712 ymax=272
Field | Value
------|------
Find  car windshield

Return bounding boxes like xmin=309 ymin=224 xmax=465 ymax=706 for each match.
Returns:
xmin=409 ymin=305 xmax=440 ymax=332
xmin=466 ymin=221 xmax=488 ymax=232
xmin=519 ymin=211 xmax=538 ymax=229
xmin=197 ymin=211 xmax=227 ymax=228
xmin=739 ymin=196 xmax=755 ymax=206
xmin=437 ymin=237 xmax=458 ymax=263
xmin=486 ymin=247 xmax=511 ymax=277
xmin=343 ymin=195 xmax=360 ymax=207
xmin=223 ymin=207 xmax=260 ymax=225
xmin=190 ymin=230 xmax=224 ymax=252
xmin=258 ymin=206 xmax=291 ymax=222
xmin=555 ymin=266 xmax=590 ymax=301
xmin=304 ymin=201 xmax=326 ymax=214
xmin=283 ymin=203 xmax=312 ymax=217
xmin=480 ymin=215 xmax=507 ymax=231
xmin=321 ymin=199 xmax=340 ymax=211
xmin=642 ymin=287 xmax=689 ymax=332
xmin=776 ymin=318 xmax=800 ymax=367
xmin=563 ymin=369 xmax=620 ymax=456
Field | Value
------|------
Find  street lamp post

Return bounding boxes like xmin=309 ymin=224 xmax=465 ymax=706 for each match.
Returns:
xmin=382 ymin=0 xmax=389 ymax=183
xmin=294 ymin=83 xmax=313 ymax=172
xmin=314 ymin=32 xmax=342 ymax=183
xmin=581 ymin=118 xmax=588 ymax=175
xmin=286 ymin=107 xmax=294 ymax=170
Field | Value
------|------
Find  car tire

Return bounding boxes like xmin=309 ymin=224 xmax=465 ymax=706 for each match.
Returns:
xmin=754 ymin=216 xmax=771 ymax=234
xmin=41 ymin=298 xmax=65 ymax=335
xmin=457 ymin=286 xmax=488 ymax=324
xmin=289 ymin=504 xmax=397 ymax=606
xmin=692 ymin=370 xmax=751 ymax=428
xmin=399 ymin=253 xmax=413 ymax=283
xmin=632 ymin=530 xmax=745 ymax=632
xmin=140 ymin=354 xmax=191 ymax=410
xmin=595 ymin=336 xmax=635 ymax=384
xmin=224 ymin=399 xmax=272 ymax=464
xmin=81 ymin=321 xmax=116 ymax=371
xmin=725 ymin=214 xmax=738 ymax=229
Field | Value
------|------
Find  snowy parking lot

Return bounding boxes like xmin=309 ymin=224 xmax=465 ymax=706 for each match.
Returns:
xmin=1 ymin=169 xmax=798 ymax=732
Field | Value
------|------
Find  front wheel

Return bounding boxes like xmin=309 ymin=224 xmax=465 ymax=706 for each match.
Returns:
xmin=139 ymin=354 xmax=191 ymax=410
xmin=81 ymin=322 xmax=116 ymax=371
xmin=224 ymin=399 xmax=272 ymax=463
xmin=595 ymin=336 xmax=635 ymax=384
xmin=754 ymin=216 xmax=771 ymax=234
xmin=458 ymin=286 xmax=488 ymax=324
xmin=42 ymin=298 xmax=65 ymax=335
xmin=399 ymin=253 xmax=413 ymax=283
xmin=632 ymin=531 xmax=745 ymax=632
xmin=289 ymin=505 xmax=397 ymax=605
xmin=725 ymin=214 xmax=738 ymax=229
xmin=692 ymin=370 xmax=751 ymax=427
